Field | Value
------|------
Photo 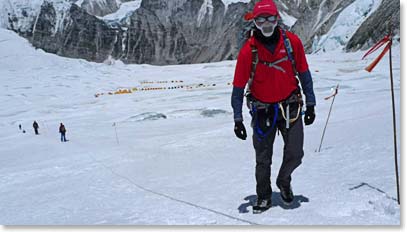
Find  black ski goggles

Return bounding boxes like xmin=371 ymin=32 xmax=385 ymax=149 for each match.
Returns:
xmin=254 ymin=15 xmax=278 ymax=24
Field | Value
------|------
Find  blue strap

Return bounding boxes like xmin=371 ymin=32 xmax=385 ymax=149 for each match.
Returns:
xmin=253 ymin=104 xmax=279 ymax=141
xmin=271 ymin=104 xmax=278 ymax=130
xmin=281 ymin=30 xmax=298 ymax=76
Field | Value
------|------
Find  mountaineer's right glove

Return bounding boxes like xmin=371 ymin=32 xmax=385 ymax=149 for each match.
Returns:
xmin=304 ymin=106 xmax=315 ymax=125
xmin=234 ymin=121 xmax=247 ymax=140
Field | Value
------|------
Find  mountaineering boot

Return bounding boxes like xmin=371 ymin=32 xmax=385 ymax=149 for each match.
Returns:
xmin=278 ymin=184 xmax=294 ymax=204
xmin=253 ymin=198 xmax=271 ymax=214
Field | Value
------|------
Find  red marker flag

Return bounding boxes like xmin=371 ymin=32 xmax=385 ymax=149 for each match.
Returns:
xmin=364 ymin=42 xmax=391 ymax=72
xmin=324 ymin=84 xmax=339 ymax=100
xmin=362 ymin=34 xmax=391 ymax=72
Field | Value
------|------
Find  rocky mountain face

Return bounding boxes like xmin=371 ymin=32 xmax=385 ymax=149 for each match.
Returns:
xmin=25 ymin=0 xmax=252 ymax=64
xmin=31 ymin=2 xmax=123 ymax=62
xmin=1 ymin=0 xmax=400 ymax=65
xmin=120 ymin=0 xmax=250 ymax=64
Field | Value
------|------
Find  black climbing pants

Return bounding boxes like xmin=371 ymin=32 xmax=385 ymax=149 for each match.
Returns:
xmin=252 ymin=103 xmax=304 ymax=200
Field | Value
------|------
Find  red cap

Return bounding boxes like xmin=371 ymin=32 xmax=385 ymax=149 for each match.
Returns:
xmin=253 ymin=0 xmax=279 ymax=18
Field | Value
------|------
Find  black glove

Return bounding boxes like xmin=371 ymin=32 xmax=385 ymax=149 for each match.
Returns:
xmin=234 ymin=121 xmax=247 ymax=140
xmin=304 ymin=106 xmax=315 ymax=125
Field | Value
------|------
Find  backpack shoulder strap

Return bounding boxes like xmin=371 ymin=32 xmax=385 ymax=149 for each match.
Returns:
xmin=281 ymin=30 xmax=299 ymax=77
xmin=246 ymin=37 xmax=258 ymax=95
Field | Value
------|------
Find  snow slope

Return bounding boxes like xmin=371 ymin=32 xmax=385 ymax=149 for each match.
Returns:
xmin=0 ymin=28 xmax=400 ymax=225
xmin=101 ymin=0 xmax=141 ymax=21
xmin=197 ymin=0 xmax=214 ymax=27
xmin=280 ymin=10 xmax=297 ymax=28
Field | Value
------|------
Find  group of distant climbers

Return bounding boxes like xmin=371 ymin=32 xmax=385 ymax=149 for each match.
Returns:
xmin=19 ymin=121 xmax=68 ymax=142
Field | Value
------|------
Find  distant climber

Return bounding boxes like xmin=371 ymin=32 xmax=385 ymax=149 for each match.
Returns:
xmin=59 ymin=123 xmax=67 ymax=142
xmin=33 ymin=121 xmax=39 ymax=135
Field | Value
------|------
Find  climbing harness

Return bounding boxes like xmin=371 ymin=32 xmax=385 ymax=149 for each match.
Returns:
xmin=251 ymin=102 xmax=279 ymax=141
xmin=250 ymin=90 xmax=303 ymax=139
xmin=279 ymin=102 xmax=301 ymax=129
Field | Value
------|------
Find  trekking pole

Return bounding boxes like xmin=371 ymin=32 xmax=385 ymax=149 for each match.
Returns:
xmin=318 ymin=84 xmax=339 ymax=152
xmin=113 ymin=122 xmax=120 ymax=145
xmin=387 ymin=22 xmax=400 ymax=205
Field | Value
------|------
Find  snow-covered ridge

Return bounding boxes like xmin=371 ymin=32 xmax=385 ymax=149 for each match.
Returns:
xmin=197 ymin=0 xmax=251 ymax=27
xmin=0 ymin=0 xmax=44 ymax=31
xmin=0 ymin=0 xmax=142 ymax=31
xmin=101 ymin=0 xmax=141 ymax=21
xmin=221 ymin=0 xmax=250 ymax=7
xmin=0 ymin=0 xmax=72 ymax=33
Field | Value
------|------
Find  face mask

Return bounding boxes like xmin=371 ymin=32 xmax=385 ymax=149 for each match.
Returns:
xmin=254 ymin=16 xmax=278 ymax=37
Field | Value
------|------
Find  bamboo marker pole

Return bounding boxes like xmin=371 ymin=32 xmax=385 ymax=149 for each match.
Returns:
xmin=318 ymin=84 xmax=339 ymax=153
xmin=113 ymin=122 xmax=120 ymax=145
xmin=387 ymin=22 xmax=400 ymax=205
